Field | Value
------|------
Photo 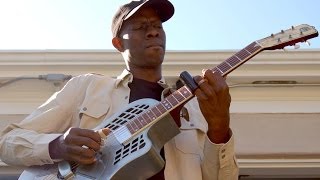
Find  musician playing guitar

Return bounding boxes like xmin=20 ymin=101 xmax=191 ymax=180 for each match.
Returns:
xmin=0 ymin=0 xmax=239 ymax=179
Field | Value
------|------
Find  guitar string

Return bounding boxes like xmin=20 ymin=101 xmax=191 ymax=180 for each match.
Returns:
xmin=110 ymin=90 xmax=187 ymax=140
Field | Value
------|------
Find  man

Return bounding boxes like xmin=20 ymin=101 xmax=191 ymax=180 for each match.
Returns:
xmin=0 ymin=0 xmax=239 ymax=179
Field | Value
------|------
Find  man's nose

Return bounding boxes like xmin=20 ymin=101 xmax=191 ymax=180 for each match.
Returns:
xmin=146 ymin=25 xmax=160 ymax=38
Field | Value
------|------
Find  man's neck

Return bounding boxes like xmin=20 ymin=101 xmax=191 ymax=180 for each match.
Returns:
xmin=129 ymin=67 xmax=162 ymax=83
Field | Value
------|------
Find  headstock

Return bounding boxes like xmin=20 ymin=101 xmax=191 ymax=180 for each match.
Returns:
xmin=257 ymin=24 xmax=318 ymax=50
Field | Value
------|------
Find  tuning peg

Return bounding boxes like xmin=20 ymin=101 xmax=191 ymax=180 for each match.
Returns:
xmin=294 ymin=44 xmax=300 ymax=49
xmin=305 ymin=41 xmax=311 ymax=46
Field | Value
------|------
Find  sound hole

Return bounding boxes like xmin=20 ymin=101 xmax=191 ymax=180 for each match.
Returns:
xmin=104 ymin=104 xmax=150 ymax=131
xmin=113 ymin=134 xmax=146 ymax=165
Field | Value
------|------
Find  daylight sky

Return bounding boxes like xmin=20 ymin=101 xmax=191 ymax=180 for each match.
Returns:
xmin=0 ymin=0 xmax=319 ymax=50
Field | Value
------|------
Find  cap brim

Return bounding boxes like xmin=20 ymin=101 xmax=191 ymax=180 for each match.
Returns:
xmin=125 ymin=0 xmax=174 ymax=22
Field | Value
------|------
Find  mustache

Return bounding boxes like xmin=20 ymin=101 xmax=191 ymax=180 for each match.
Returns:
xmin=145 ymin=41 xmax=165 ymax=48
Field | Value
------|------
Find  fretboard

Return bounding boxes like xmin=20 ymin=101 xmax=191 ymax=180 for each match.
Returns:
xmin=125 ymin=41 xmax=263 ymax=135
xmin=213 ymin=41 xmax=262 ymax=77
xmin=125 ymin=85 xmax=193 ymax=134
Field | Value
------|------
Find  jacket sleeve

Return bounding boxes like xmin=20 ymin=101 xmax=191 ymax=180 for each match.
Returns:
xmin=201 ymin=131 xmax=239 ymax=180
xmin=183 ymin=98 xmax=239 ymax=179
xmin=0 ymin=76 xmax=82 ymax=166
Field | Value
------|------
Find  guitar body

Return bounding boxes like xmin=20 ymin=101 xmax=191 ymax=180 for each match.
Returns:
xmin=76 ymin=99 xmax=180 ymax=180
xmin=20 ymin=98 xmax=180 ymax=180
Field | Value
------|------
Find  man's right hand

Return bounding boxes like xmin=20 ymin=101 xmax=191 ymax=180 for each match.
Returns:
xmin=49 ymin=127 xmax=110 ymax=165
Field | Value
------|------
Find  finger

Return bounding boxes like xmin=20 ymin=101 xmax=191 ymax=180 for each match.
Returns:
xmin=194 ymin=76 xmax=215 ymax=100
xmin=203 ymin=69 xmax=229 ymax=93
xmin=65 ymin=136 xmax=101 ymax=152
xmin=75 ymin=128 xmax=102 ymax=144
xmin=78 ymin=156 xmax=97 ymax=165
xmin=96 ymin=128 xmax=111 ymax=139
xmin=64 ymin=143 xmax=95 ymax=157
xmin=193 ymin=75 xmax=206 ymax=87
xmin=66 ymin=152 xmax=97 ymax=165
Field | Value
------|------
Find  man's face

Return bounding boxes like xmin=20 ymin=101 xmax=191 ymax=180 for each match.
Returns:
xmin=118 ymin=7 xmax=166 ymax=69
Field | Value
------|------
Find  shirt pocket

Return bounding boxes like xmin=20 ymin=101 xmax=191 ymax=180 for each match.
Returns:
xmin=174 ymin=129 xmax=202 ymax=155
xmin=78 ymin=100 xmax=111 ymax=129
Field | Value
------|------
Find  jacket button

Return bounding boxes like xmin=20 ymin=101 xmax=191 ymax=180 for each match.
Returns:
xmin=125 ymin=96 xmax=128 ymax=99
xmin=83 ymin=107 xmax=87 ymax=111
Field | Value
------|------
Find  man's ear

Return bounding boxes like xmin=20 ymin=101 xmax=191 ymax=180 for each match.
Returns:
xmin=112 ymin=37 xmax=124 ymax=52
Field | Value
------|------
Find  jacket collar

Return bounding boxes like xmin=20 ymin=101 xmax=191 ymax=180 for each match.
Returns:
xmin=115 ymin=69 xmax=168 ymax=88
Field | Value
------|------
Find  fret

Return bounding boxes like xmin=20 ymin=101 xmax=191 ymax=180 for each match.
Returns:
xmin=245 ymin=44 xmax=255 ymax=53
xmin=178 ymin=86 xmax=193 ymax=98
xmin=130 ymin=120 xmax=139 ymax=132
xmin=224 ymin=42 xmax=262 ymax=70
xmin=161 ymin=100 xmax=172 ymax=110
xmin=235 ymin=54 xmax=241 ymax=61
xmin=153 ymin=104 xmax=163 ymax=117
xmin=133 ymin=116 xmax=143 ymax=129
xmin=226 ymin=56 xmax=241 ymax=66
xmin=126 ymin=121 xmax=135 ymax=134
xmin=136 ymin=116 xmax=147 ymax=126
xmin=146 ymin=109 xmax=157 ymax=121
xmin=217 ymin=62 xmax=232 ymax=73
xmin=171 ymin=90 xmax=185 ymax=102
xmin=170 ymin=92 xmax=180 ymax=102
xmin=166 ymin=94 xmax=179 ymax=107
xmin=126 ymin=113 xmax=150 ymax=134
xmin=176 ymin=86 xmax=190 ymax=99
xmin=213 ymin=67 xmax=223 ymax=74
xmin=235 ymin=49 xmax=251 ymax=60
xmin=246 ymin=42 xmax=261 ymax=53
xmin=244 ymin=48 xmax=252 ymax=55
xmin=225 ymin=60 xmax=232 ymax=67
xmin=155 ymin=103 xmax=167 ymax=114
xmin=142 ymin=113 xmax=152 ymax=124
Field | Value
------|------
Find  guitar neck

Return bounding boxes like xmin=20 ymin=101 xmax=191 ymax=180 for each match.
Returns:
xmin=213 ymin=41 xmax=262 ymax=77
xmin=124 ymin=85 xmax=193 ymax=135
xmin=123 ymin=41 xmax=263 ymax=138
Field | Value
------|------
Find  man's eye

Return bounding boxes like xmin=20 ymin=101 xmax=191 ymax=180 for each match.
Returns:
xmin=132 ymin=24 xmax=145 ymax=30
xmin=131 ymin=23 xmax=162 ymax=30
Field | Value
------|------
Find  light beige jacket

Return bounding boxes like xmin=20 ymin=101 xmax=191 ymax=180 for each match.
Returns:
xmin=0 ymin=70 xmax=239 ymax=180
